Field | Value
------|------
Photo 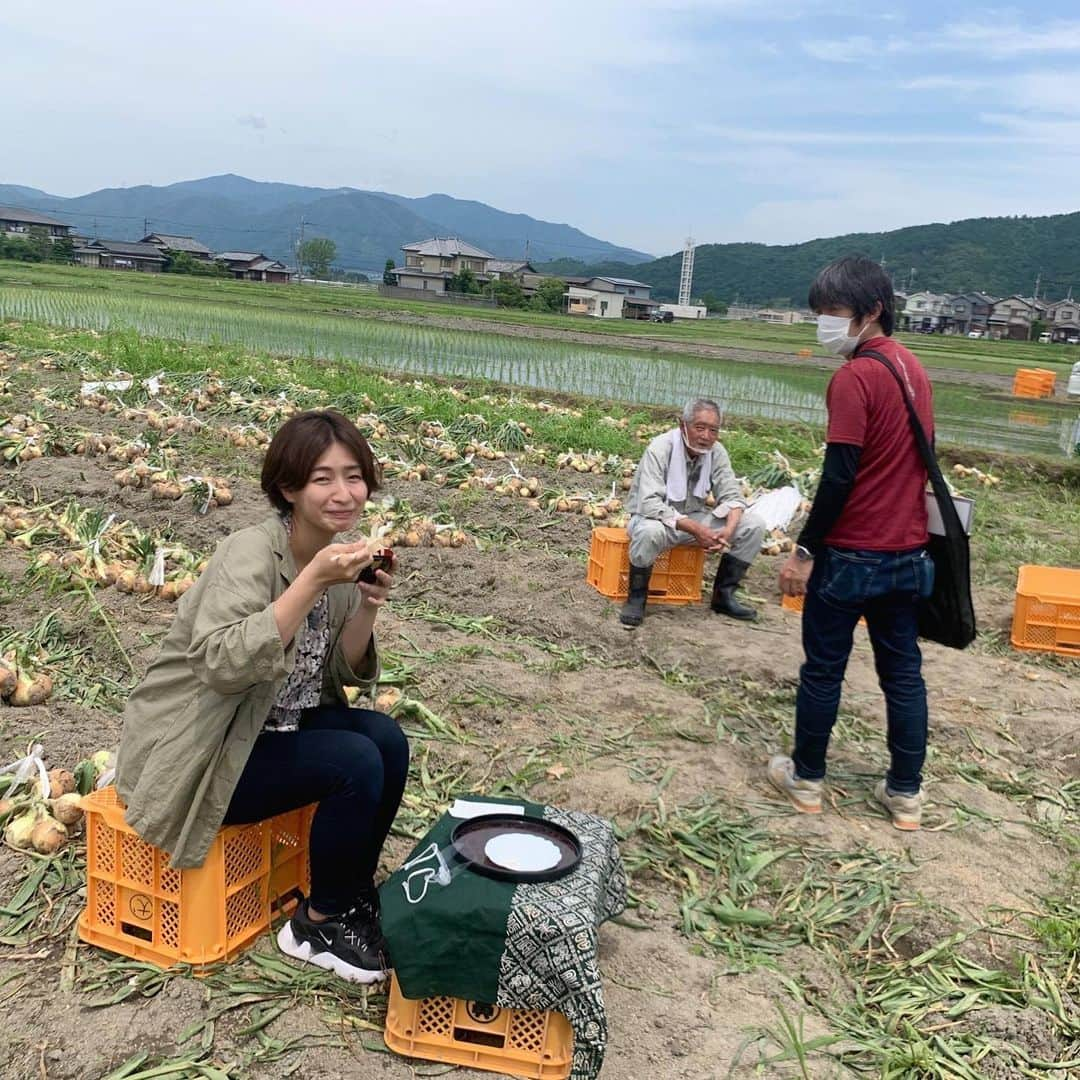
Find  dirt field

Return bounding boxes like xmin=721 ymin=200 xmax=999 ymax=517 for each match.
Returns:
xmin=0 ymin=346 xmax=1077 ymax=1080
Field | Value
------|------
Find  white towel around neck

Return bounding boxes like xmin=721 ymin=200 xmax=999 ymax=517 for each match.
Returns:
xmin=665 ymin=427 xmax=712 ymax=504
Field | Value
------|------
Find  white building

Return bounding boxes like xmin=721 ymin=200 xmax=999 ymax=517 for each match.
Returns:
xmin=659 ymin=303 xmax=707 ymax=320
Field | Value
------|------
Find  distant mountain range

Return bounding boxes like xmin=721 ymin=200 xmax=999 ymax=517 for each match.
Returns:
xmin=536 ymin=212 xmax=1080 ymax=304
xmin=0 ymin=174 xmax=653 ymax=270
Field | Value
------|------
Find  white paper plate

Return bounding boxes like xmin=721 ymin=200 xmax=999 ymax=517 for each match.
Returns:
xmin=484 ymin=832 xmax=562 ymax=873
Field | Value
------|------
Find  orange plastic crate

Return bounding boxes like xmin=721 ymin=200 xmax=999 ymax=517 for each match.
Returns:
xmin=78 ymin=787 xmax=312 ymax=969
xmin=1011 ymin=565 xmax=1080 ymax=658
xmin=586 ymin=526 xmax=706 ymax=605
xmin=384 ymin=973 xmax=573 ymax=1079
xmin=1012 ymin=368 xmax=1056 ymax=399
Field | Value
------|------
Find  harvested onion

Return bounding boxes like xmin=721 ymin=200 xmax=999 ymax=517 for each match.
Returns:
xmin=30 ymin=816 xmax=67 ymax=854
xmin=10 ymin=673 xmax=53 ymax=707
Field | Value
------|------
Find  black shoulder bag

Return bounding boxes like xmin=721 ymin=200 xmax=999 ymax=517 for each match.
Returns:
xmin=857 ymin=348 xmax=977 ymax=649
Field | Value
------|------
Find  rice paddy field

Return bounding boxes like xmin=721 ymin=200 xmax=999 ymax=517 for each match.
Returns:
xmin=0 ymin=271 xmax=1077 ymax=1079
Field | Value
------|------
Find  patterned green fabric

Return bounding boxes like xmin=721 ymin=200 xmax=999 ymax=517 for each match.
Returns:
xmin=380 ymin=800 xmax=627 ymax=1080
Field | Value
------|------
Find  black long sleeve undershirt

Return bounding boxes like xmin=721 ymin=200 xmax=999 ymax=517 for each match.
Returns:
xmin=796 ymin=442 xmax=862 ymax=556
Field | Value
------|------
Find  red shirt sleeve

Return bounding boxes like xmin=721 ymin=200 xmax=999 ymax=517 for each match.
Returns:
xmin=826 ymin=366 xmax=869 ymax=447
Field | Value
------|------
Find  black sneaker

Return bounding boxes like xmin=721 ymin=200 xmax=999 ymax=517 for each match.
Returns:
xmin=351 ymin=883 xmax=381 ymax=925
xmin=277 ymin=900 xmax=389 ymax=984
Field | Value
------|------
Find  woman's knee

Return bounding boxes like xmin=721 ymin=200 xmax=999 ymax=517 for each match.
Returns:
xmin=361 ymin=710 xmax=410 ymax=779
xmin=327 ymin=731 xmax=385 ymax=795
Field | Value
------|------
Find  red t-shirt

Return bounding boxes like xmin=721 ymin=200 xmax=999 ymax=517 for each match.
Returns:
xmin=825 ymin=336 xmax=934 ymax=551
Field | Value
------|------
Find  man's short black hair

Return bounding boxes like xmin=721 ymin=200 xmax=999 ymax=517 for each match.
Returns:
xmin=808 ymin=254 xmax=895 ymax=335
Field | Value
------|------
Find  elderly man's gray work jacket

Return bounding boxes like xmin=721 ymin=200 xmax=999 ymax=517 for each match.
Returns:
xmin=626 ymin=430 xmax=747 ymax=528
xmin=116 ymin=513 xmax=379 ymax=868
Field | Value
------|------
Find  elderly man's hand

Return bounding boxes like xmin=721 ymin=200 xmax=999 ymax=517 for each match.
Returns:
xmin=779 ymin=552 xmax=813 ymax=596
xmin=697 ymin=525 xmax=730 ymax=553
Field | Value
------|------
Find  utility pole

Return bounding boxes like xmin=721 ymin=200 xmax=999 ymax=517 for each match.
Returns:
xmin=296 ymin=217 xmax=308 ymax=278
xmin=143 ymin=218 xmax=151 ymax=237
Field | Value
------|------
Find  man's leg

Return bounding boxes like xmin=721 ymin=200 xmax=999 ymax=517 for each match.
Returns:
xmin=863 ymin=552 xmax=930 ymax=829
xmin=791 ymin=551 xmax=868 ymax=783
xmin=621 ymin=516 xmax=681 ymax=627
xmin=710 ymin=510 xmax=767 ymax=620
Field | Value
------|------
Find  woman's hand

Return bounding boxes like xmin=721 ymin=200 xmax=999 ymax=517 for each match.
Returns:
xmin=306 ymin=541 xmax=373 ymax=588
xmin=357 ymin=565 xmax=393 ymax=610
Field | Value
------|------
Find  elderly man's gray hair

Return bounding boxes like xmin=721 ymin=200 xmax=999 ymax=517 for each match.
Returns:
xmin=682 ymin=398 xmax=722 ymax=424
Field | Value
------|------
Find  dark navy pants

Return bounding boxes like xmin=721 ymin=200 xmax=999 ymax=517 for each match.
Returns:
xmin=224 ymin=705 xmax=410 ymax=915
xmin=794 ymin=547 xmax=934 ymax=795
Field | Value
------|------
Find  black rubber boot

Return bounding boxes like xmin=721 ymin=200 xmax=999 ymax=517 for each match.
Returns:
xmin=710 ymin=554 xmax=757 ymax=621
xmin=619 ymin=564 xmax=653 ymax=628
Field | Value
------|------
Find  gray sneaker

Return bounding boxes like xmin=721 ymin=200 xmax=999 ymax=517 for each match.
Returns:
xmin=766 ymin=754 xmax=823 ymax=814
xmin=874 ymin=781 xmax=925 ymax=831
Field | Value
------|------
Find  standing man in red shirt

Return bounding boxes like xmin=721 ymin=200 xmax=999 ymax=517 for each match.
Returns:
xmin=770 ymin=255 xmax=936 ymax=831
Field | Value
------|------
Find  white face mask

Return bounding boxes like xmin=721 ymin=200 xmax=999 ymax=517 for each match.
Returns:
xmin=816 ymin=314 xmax=865 ymax=356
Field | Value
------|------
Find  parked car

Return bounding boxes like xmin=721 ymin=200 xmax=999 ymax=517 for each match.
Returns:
xmin=649 ymin=310 xmax=674 ymax=323
xmin=967 ymin=329 xmax=985 ymax=339
xmin=1038 ymin=332 xmax=1052 ymax=344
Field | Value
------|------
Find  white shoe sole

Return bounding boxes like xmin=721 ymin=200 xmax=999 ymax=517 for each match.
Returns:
xmin=766 ymin=756 xmax=823 ymax=814
xmin=873 ymin=786 xmax=922 ymax=831
xmin=277 ymin=921 xmax=389 ymax=984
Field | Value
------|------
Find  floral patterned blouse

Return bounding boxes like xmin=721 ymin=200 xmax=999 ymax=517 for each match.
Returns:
xmin=264 ymin=515 xmax=330 ymax=733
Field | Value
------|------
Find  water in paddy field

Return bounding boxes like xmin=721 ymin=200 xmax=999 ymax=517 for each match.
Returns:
xmin=1 ymin=284 xmax=1077 ymax=459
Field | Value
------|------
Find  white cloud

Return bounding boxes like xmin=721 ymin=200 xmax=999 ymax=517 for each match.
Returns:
xmin=802 ymin=35 xmax=876 ymax=62
xmin=694 ymin=124 xmax=1033 ymax=146
xmin=1008 ymin=70 xmax=1080 ymax=116
xmin=900 ymin=75 xmax=988 ymax=92
xmin=935 ymin=20 xmax=1080 ymax=58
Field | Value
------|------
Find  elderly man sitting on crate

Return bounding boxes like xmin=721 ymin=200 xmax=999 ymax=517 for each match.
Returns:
xmin=621 ymin=398 xmax=766 ymax=628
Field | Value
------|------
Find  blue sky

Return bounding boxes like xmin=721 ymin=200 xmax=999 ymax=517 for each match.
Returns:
xmin=3 ymin=1 xmax=1079 ymax=256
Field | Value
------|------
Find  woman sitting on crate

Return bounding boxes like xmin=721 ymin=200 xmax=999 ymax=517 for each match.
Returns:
xmin=115 ymin=409 xmax=409 ymax=984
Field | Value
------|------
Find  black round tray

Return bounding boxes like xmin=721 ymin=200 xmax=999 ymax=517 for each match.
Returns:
xmin=449 ymin=814 xmax=582 ymax=883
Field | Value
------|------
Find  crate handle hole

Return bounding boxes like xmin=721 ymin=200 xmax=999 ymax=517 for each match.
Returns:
xmin=120 ymin=921 xmax=154 ymax=942
xmin=454 ymin=1028 xmax=505 ymax=1048
xmin=270 ymin=886 xmax=304 ymax=915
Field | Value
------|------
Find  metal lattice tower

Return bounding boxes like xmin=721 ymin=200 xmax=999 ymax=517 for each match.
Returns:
xmin=678 ymin=237 xmax=695 ymax=307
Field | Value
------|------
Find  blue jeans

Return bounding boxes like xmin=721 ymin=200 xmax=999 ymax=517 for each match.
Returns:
xmin=224 ymin=706 xmax=410 ymax=915
xmin=794 ymin=547 xmax=934 ymax=795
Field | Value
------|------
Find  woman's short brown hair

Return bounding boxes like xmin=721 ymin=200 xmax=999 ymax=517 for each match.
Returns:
xmin=261 ymin=409 xmax=381 ymax=514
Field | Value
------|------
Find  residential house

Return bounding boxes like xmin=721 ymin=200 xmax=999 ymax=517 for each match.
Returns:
xmin=215 ymin=251 xmax=291 ymax=283
xmin=945 ymin=292 xmax=994 ymax=335
xmin=900 ymin=291 xmax=952 ymax=332
xmin=564 ymin=276 xmax=659 ymax=319
xmin=487 ymin=259 xmax=534 ymax=280
xmin=987 ymin=295 xmax=1044 ymax=341
xmin=1046 ymin=297 xmax=1080 ymax=344
xmin=74 ymin=239 xmax=167 ymax=272
xmin=0 ymin=206 xmax=73 ymax=243
xmin=141 ymin=233 xmax=213 ymax=260
xmin=390 ymin=237 xmax=498 ymax=293
xmin=486 ymin=258 xmax=538 ymax=296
